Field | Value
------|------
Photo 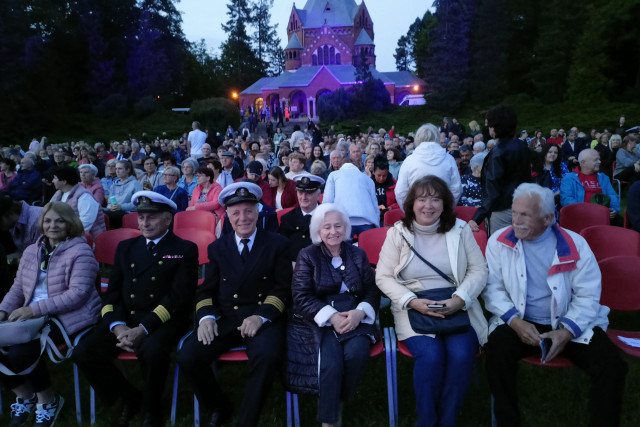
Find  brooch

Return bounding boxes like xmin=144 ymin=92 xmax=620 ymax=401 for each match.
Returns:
xmin=162 ymin=255 xmax=184 ymax=259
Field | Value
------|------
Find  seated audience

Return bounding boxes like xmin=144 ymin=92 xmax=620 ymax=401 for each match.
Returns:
xmin=2 ymin=156 xmax=41 ymax=203
xmin=153 ymin=166 xmax=189 ymax=213
xmin=238 ymin=161 xmax=273 ymax=208
xmin=178 ymin=158 xmax=198 ymax=197
xmin=78 ymin=163 xmax=105 ymax=205
xmin=627 ymin=181 xmax=640 ymax=233
xmin=187 ymin=167 xmax=225 ymax=221
xmin=285 ymin=152 xmax=307 ymax=179
xmin=395 ymin=124 xmax=462 ymax=209
xmin=0 ymin=158 xmax=17 ymax=192
xmin=0 ymin=197 xmax=43 ymax=253
xmin=537 ymin=143 xmax=569 ymax=195
xmin=376 ymin=176 xmax=488 ymax=427
xmin=176 ymin=182 xmax=291 ymax=427
xmin=73 ymin=192 xmax=198 ymax=427
xmin=290 ymin=203 xmax=380 ymax=426
xmin=483 ymin=183 xmax=627 ymax=427
xmin=279 ymin=174 xmax=324 ymax=262
xmin=460 ymin=152 xmax=487 ymax=207
xmin=372 ymin=158 xmax=398 ymax=223
xmin=105 ymin=160 xmax=143 ymax=228
xmin=560 ymin=149 xmax=619 ymax=219
xmin=50 ymin=166 xmax=105 ymax=239
xmin=139 ymin=157 xmax=163 ymax=191
xmin=594 ymin=133 xmax=615 ymax=179
xmin=266 ymin=166 xmax=297 ymax=210
xmin=614 ymin=134 xmax=640 ymax=183
xmin=0 ymin=202 xmax=100 ymax=426
xmin=101 ymin=159 xmax=118 ymax=196
xmin=386 ymin=148 xmax=403 ymax=180
xmin=218 ymin=152 xmax=241 ymax=188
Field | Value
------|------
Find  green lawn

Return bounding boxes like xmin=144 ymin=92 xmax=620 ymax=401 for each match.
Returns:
xmin=1 ymin=305 xmax=638 ymax=426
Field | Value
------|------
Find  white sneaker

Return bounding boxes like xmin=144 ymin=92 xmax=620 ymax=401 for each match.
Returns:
xmin=34 ymin=395 xmax=64 ymax=426
xmin=9 ymin=395 xmax=37 ymax=426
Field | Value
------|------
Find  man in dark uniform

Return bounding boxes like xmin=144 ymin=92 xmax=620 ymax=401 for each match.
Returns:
xmin=279 ymin=173 xmax=324 ymax=262
xmin=176 ymin=182 xmax=292 ymax=427
xmin=72 ymin=191 xmax=198 ymax=427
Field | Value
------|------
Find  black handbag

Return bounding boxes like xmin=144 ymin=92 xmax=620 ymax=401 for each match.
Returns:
xmin=400 ymin=234 xmax=470 ymax=335
xmin=326 ymin=292 xmax=376 ymax=342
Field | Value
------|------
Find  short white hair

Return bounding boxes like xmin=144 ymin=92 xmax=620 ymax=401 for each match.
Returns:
xmin=470 ymin=152 xmax=487 ymax=170
xmin=473 ymin=141 xmax=486 ymax=151
xmin=309 ymin=203 xmax=352 ymax=245
xmin=414 ymin=124 xmax=440 ymax=147
xmin=78 ymin=163 xmax=98 ymax=176
xmin=513 ymin=183 xmax=556 ymax=222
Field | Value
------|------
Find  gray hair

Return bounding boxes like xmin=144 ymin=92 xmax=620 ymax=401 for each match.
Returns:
xmin=181 ymin=158 xmax=198 ymax=172
xmin=309 ymin=203 xmax=352 ymax=245
xmin=414 ymin=124 xmax=440 ymax=147
xmin=106 ymin=159 xmax=117 ymax=166
xmin=473 ymin=141 xmax=486 ymax=151
xmin=470 ymin=152 xmax=487 ymax=170
xmin=336 ymin=140 xmax=350 ymax=154
xmin=330 ymin=150 xmax=343 ymax=158
xmin=164 ymin=166 xmax=180 ymax=177
xmin=513 ymin=183 xmax=556 ymax=222
xmin=78 ymin=163 xmax=98 ymax=176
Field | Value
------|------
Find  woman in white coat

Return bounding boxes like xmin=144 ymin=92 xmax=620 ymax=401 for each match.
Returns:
xmin=376 ymin=175 xmax=488 ymax=427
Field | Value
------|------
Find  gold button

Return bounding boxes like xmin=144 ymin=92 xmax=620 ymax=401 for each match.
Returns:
xmin=158 ymin=261 xmax=163 ymax=265
xmin=132 ymin=278 xmax=137 ymax=283
xmin=233 ymin=294 xmax=238 ymax=298
xmin=131 ymin=263 xmax=135 ymax=268
xmin=150 ymin=294 xmax=155 ymax=298
xmin=130 ymin=294 xmax=135 ymax=299
xmin=151 ymin=277 xmax=156 ymax=281
xmin=130 ymin=310 xmax=135 ymax=315
xmin=233 ymin=306 xmax=238 ymax=310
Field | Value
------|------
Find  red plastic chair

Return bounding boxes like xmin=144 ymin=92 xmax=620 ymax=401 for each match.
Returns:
xmin=599 ymin=256 xmax=640 ymax=358
xmin=383 ymin=209 xmax=405 ymax=227
xmin=83 ymin=231 xmax=94 ymax=248
xmin=454 ymin=206 xmax=485 ymax=231
xmin=472 ymin=229 xmax=488 ymax=256
xmin=277 ymin=206 xmax=295 ymax=225
xmin=558 ymin=203 xmax=610 ymax=233
xmin=122 ymin=212 xmax=139 ymax=229
xmin=358 ymin=227 xmax=390 ymax=266
xmin=173 ymin=228 xmax=215 ymax=286
xmin=612 ymin=161 xmax=630 ymax=195
xmin=580 ymin=225 xmax=640 ymax=261
xmin=94 ymin=228 xmax=141 ymax=293
xmin=103 ymin=213 xmax=110 ymax=230
xmin=624 ymin=210 xmax=633 ymax=229
xmin=174 ymin=210 xmax=216 ymax=233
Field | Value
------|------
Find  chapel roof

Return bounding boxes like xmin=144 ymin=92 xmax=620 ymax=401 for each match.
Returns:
xmin=354 ymin=29 xmax=374 ymax=46
xmin=285 ymin=33 xmax=303 ymax=50
xmin=297 ymin=0 xmax=360 ymax=28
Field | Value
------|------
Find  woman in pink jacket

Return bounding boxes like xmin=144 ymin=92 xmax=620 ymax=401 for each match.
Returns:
xmin=0 ymin=201 xmax=100 ymax=426
xmin=187 ymin=166 xmax=225 ymax=221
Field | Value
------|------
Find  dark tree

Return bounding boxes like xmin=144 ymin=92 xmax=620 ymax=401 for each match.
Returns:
xmin=355 ymin=49 xmax=373 ymax=82
xmin=394 ymin=35 xmax=409 ymax=71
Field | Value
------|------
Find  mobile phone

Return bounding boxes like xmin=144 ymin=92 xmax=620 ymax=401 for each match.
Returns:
xmin=427 ymin=304 xmax=446 ymax=309
xmin=540 ymin=338 xmax=552 ymax=362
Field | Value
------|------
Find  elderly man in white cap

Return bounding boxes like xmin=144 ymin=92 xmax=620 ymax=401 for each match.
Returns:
xmin=177 ymin=182 xmax=292 ymax=427
xmin=72 ymin=191 xmax=199 ymax=427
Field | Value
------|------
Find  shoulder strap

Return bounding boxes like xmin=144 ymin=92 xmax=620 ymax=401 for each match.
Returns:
xmin=400 ymin=233 xmax=457 ymax=286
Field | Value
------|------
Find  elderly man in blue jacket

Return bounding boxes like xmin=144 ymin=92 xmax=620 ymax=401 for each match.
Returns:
xmin=560 ymin=149 xmax=619 ymax=220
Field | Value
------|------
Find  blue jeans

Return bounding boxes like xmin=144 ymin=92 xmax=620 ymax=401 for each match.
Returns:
xmin=403 ymin=327 xmax=478 ymax=427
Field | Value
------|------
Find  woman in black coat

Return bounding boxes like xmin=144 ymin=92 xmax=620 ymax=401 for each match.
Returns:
xmin=290 ymin=203 xmax=380 ymax=427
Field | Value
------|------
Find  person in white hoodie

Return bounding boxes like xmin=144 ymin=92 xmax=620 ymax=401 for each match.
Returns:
xmin=395 ymin=123 xmax=462 ymax=210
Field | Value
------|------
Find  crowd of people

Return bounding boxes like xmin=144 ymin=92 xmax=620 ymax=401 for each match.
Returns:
xmin=0 ymin=105 xmax=637 ymax=427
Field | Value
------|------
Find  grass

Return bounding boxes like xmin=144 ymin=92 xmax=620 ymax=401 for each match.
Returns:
xmin=1 ymin=305 xmax=639 ymax=426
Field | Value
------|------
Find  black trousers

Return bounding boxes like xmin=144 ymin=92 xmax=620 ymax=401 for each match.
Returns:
xmin=485 ymin=323 xmax=627 ymax=427
xmin=71 ymin=322 xmax=184 ymax=412
xmin=176 ymin=320 xmax=284 ymax=427
xmin=0 ymin=339 xmax=51 ymax=392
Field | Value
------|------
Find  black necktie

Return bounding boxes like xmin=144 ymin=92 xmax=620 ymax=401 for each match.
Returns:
xmin=147 ymin=241 xmax=157 ymax=255
xmin=240 ymin=239 xmax=250 ymax=262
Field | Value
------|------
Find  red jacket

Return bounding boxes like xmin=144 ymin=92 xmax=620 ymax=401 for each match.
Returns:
xmin=266 ymin=179 xmax=298 ymax=210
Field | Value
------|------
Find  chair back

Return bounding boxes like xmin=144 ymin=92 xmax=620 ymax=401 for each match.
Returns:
xmin=559 ymin=203 xmax=610 ymax=233
xmin=174 ymin=210 xmax=216 ymax=233
xmin=122 ymin=212 xmax=139 ymax=229
xmin=277 ymin=207 xmax=295 ymax=225
xmin=173 ymin=228 xmax=215 ymax=265
xmin=383 ymin=209 xmax=405 ymax=227
xmin=472 ymin=229 xmax=488 ymax=256
xmin=454 ymin=206 xmax=485 ymax=230
xmin=624 ymin=210 xmax=633 ymax=229
xmin=103 ymin=213 xmax=110 ymax=230
xmin=94 ymin=228 xmax=141 ymax=264
xmin=358 ymin=227 xmax=389 ymax=266
xmin=580 ymin=225 xmax=640 ymax=261
xmin=599 ymin=256 xmax=640 ymax=311
xmin=83 ymin=232 xmax=94 ymax=248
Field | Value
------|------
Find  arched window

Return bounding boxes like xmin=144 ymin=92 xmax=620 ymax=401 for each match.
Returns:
xmin=317 ymin=47 xmax=323 ymax=65
xmin=336 ymin=53 xmax=341 ymax=65
xmin=323 ymin=45 xmax=329 ymax=65
xmin=312 ymin=54 xmax=317 ymax=66
xmin=330 ymin=46 xmax=335 ymax=64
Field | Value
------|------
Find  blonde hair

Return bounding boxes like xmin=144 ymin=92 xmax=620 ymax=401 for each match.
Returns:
xmin=39 ymin=201 xmax=84 ymax=238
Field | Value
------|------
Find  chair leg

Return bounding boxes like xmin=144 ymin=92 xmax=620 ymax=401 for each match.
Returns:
xmin=491 ymin=394 xmax=497 ymax=427
xmin=390 ymin=328 xmax=399 ymax=427
xmin=194 ymin=395 xmax=200 ymax=427
xmin=293 ymin=393 xmax=300 ymax=427
xmin=286 ymin=392 xmax=292 ymax=427
xmin=384 ymin=328 xmax=395 ymax=427
xmin=90 ymin=386 xmax=96 ymax=425
xmin=74 ymin=363 xmax=82 ymax=424
xmin=170 ymin=364 xmax=179 ymax=425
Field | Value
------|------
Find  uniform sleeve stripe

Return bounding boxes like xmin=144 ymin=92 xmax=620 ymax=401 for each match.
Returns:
xmin=153 ymin=305 xmax=171 ymax=323
xmin=101 ymin=305 xmax=113 ymax=317
xmin=264 ymin=296 xmax=285 ymax=313
xmin=196 ymin=298 xmax=213 ymax=312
